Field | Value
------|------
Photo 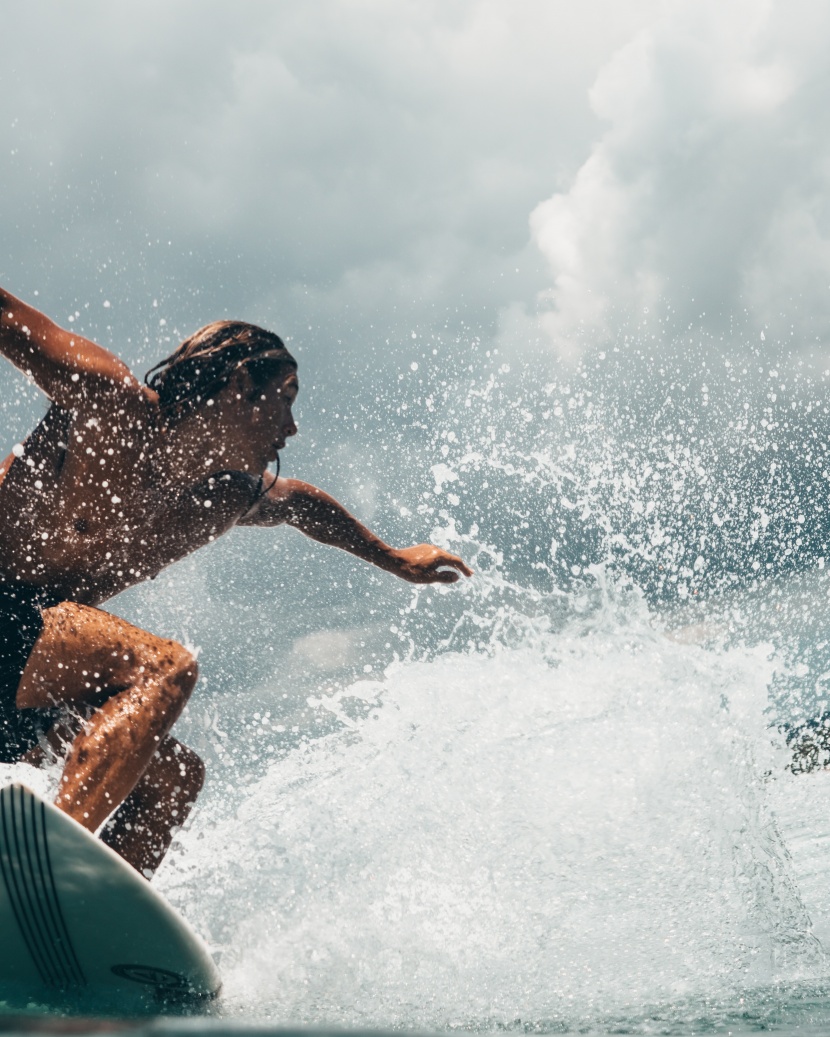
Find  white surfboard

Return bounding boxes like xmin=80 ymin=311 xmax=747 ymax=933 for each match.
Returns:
xmin=0 ymin=782 xmax=221 ymax=1012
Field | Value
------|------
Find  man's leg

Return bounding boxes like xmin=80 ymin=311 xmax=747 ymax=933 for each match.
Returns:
xmin=16 ymin=601 xmax=203 ymax=864
xmin=100 ymin=737 xmax=205 ymax=876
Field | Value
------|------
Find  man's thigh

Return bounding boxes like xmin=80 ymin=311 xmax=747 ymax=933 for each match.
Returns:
xmin=17 ymin=601 xmax=188 ymax=710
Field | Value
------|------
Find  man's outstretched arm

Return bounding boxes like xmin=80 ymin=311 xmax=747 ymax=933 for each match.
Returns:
xmin=0 ymin=285 xmax=136 ymax=407
xmin=239 ymin=477 xmax=473 ymax=584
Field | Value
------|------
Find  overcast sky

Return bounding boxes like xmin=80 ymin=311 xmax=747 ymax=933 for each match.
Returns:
xmin=0 ymin=1 xmax=648 ymax=370
xmin=3 ymin=0 xmax=828 ymax=385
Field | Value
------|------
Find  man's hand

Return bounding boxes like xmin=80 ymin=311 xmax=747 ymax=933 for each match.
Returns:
xmin=388 ymin=544 xmax=474 ymax=584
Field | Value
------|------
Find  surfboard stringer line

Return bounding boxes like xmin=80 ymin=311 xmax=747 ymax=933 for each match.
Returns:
xmin=0 ymin=784 xmax=86 ymax=988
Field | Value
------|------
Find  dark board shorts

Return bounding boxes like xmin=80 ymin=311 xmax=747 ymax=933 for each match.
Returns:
xmin=0 ymin=583 xmax=59 ymax=763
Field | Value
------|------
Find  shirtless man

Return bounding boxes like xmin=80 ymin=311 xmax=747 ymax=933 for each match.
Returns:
xmin=0 ymin=285 xmax=472 ymax=877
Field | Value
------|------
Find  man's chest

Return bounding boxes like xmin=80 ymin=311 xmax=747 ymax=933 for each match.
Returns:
xmin=0 ymin=432 xmax=258 ymax=592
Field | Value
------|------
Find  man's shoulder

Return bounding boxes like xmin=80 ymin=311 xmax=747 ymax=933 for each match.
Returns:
xmin=197 ymin=469 xmax=263 ymax=512
xmin=207 ymin=469 xmax=262 ymax=492
xmin=234 ymin=472 xmax=293 ymax=526
xmin=61 ymin=374 xmax=157 ymax=426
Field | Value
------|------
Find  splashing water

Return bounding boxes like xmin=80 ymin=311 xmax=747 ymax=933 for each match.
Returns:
xmin=6 ymin=344 xmax=830 ymax=1031
xmin=151 ymin=569 xmax=825 ymax=1030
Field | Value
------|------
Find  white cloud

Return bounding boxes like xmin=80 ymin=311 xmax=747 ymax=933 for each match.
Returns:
xmin=0 ymin=0 xmax=661 ymax=372
xmin=530 ymin=0 xmax=830 ymax=361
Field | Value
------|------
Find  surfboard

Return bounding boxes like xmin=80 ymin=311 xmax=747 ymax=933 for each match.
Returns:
xmin=0 ymin=782 xmax=221 ymax=1012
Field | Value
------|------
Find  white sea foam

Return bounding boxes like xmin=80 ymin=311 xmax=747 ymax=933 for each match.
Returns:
xmin=155 ymin=575 xmax=825 ymax=1030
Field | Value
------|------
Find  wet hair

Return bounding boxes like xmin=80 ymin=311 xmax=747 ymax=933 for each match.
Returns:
xmin=145 ymin=320 xmax=297 ymax=422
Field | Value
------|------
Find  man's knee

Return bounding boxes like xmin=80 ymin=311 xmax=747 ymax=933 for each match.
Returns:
xmin=153 ymin=642 xmax=199 ymax=702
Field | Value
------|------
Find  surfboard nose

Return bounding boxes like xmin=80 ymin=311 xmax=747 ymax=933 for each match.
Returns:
xmin=0 ymin=782 xmax=221 ymax=1011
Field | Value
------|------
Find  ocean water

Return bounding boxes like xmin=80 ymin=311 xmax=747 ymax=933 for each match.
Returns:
xmin=4 ymin=346 xmax=830 ymax=1033
xmin=161 ymin=592 xmax=813 ymax=1027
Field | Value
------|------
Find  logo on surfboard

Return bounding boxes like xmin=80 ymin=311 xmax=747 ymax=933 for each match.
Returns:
xmin=111 ymin=963 xmax=190 ymax=991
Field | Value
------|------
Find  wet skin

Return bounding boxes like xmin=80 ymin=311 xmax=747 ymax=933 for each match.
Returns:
xmin=0 ymin=286 xmax=472 ymax=875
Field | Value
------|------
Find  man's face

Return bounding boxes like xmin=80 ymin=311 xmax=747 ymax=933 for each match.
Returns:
xmin=250 ymin=369 xmax=299 ymax=462
xmin=212 ymin=366 xmax=299 ymax=472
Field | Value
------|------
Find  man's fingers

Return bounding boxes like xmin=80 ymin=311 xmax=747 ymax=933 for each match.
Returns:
xmin=424 ymin=553 xmax=473 ymax=575
xmin=398 ymin=545 xmax=473 ymax=583
xmin=435 ymin=569 xmax=460 ymax=583
xmin=408 ymin=567 xmax=462 ymax=584
xmin=436 ymin=556 xmax=473 ymax=577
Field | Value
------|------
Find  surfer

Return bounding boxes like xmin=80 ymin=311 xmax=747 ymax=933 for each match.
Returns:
xmin=0 ymin=286 xmax=472 ymax=877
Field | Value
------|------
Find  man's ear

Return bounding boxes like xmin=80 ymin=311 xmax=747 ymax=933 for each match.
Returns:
xmin=229 ymin=365 xmax=256 ymax=400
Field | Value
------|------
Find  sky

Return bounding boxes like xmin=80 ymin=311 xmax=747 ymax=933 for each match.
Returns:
xmin=531 ymin=0 xmax=830 ymax=363
xmin=3 ymin=0 xmax=829 ymax=380
xmin=0 ymin=0 xmax=661 ymax=379
xmin=6 ymin=0 xmax=830 ymax=381
xmin=2 ymin=0 xmax=830 ymax=709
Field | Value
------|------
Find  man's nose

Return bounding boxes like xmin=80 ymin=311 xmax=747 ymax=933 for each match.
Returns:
xmin=285 ymin=417 xmax=298 ymax=436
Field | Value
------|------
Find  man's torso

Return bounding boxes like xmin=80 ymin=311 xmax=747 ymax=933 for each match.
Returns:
xmin=0 ymin=396 xmax=261 ymax=605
